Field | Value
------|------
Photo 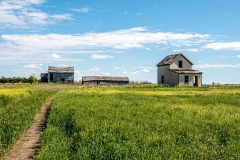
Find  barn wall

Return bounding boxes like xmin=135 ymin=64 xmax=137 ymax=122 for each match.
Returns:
xmin=48 ymin=73 xmax=74 ymax=83
xmin=170 ymin=55 xmax=192 ymax=69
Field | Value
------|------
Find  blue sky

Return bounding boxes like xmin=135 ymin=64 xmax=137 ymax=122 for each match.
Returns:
xmin=0 ymin=0 xmax=240 ymax=84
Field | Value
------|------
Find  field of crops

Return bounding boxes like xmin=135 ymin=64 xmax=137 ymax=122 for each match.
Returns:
xmin=34 ymin=85 xmax=240 ymax=159
xmin=0 ymin=86 xmax=57 ymax=157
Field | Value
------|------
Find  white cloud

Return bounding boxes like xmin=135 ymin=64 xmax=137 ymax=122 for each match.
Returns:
xmin=123 ymin=71 xmax=128 ymax=74
xmin=90 ymin=66 xmax=100 ymax=71
xmin=0 ymin=27 xmax=213 ymax=63
xmin=100 ymin=71 xmax=110 ymax=75
xmin=204 ymin=42 xmax=240 ymax=50
xmin=137 ymin=66 xmax=155 ymax=70
xmin=194 ymin=64 xmax=240 ymax=69
xmin=70 ymin=7 xmax=90 ymax=13
xmin=51 ymin=53 xmax=60 ymax=59
xmin=237 ymin=55 xmax=240 ymax=58
xmin=0 ymin=0 xmax=72 ymax=28
xmin=142 ymin=69 xmax=150 ymax=73
xmin=173 ymin=48 xmax=199 ymax=52
xmin=131 ymin=71 xmax=139 ymax=75
xmin=91 ymin=54 xmax=114 ymax=59
xmin=24 ymin=63 xmax=43 ymax=69
xmin=50 ymin=14 xmax=73 ymax=20
xmin=112 ymin=66 xmax=121 ymax=69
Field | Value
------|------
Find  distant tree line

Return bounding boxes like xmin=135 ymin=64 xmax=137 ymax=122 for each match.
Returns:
xmin=0 ymin=75 xmax=37 ymax=84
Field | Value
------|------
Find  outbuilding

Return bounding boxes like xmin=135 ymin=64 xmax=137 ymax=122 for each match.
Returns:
xmin=82 ymin=76 xmax=129 ymax=85
xmin=41 ymin=66 xmax=74 ymax=84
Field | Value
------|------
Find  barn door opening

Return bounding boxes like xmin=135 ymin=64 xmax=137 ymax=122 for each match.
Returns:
xmin=194 ymin=76 xmax=198 ymax=86
xmin=161 ymin=75 xmax=164 ymax=84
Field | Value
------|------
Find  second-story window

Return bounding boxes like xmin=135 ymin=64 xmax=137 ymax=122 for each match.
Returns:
xmin=179 ymin=61 xmax=182 ymax=68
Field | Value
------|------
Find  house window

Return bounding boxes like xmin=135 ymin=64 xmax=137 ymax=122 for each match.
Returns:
xmin=185 ymin=76 xmax=189 ymax=83
xmin=179 ymin=61 xmax=182 ymax=68
xmin=162 ymin=75 xmax=164 ymax=83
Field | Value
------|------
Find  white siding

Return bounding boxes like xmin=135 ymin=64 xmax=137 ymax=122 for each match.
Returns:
xmin=178 ymin=73 xmax=202 ymax=87
xmin=157 ymin=66 xmax=178 ymax=86
xmin=170 ymin=55 xmax=192 ymax=69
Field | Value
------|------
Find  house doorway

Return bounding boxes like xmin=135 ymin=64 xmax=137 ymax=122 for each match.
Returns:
xmin=194 ymin=76 xmax=198 ymax=86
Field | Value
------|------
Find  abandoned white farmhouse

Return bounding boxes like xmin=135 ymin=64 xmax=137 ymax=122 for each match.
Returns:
xmin=156 ymin=53 xmax=202 ymax=87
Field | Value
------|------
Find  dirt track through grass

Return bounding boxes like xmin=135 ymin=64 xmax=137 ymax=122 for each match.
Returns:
xmin=3 ymin=97 xmax=54 ymax=160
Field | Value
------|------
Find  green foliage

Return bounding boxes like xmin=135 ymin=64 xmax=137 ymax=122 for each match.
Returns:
xmin=28 ymin=75 xmax=37 ymax=84
xmin=0 ymin=95 xmax=13 ymax=108
xmin=37 ymin=87 xmax=240 ymax=159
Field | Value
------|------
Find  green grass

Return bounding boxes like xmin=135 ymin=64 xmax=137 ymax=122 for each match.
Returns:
xmin=0 ymin=89 xmax=57 ymax=157
xmin=37 ymin=87 xmax=240 ymax=160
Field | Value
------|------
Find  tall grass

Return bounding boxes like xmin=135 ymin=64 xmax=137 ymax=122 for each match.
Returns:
xmin=37 ymin=87 xmax=240 ymax=159
xmin=0 ymin=89 xmax=57 ymax=157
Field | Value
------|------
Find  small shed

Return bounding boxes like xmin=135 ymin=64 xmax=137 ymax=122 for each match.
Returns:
xmin=82 ymin=76 xmax=129 ymax=85
xmin=48 ymin=66 xmax=74 ymax=84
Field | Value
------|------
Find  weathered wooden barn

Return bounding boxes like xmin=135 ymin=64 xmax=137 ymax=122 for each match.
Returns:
xmin=156 ymin=53 xmax=202 ymax=87
xmin=82 ymin=76 xmax=129 ymax=85
xmin=47 ymin=66 xmax=74 ymax=84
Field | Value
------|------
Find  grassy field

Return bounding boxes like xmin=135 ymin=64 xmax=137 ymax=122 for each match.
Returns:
xmin=0 ymin=86 xmax=57 ymax=157
xmin=33 ymin=85 xmax=240 ymax=159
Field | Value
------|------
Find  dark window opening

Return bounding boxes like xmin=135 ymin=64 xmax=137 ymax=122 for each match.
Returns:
xmin=179 ymin=61 xmax=182 ymax=68
xmin=161 ymin=75 xmax=164 ymax=83
xmin=185 ymin=76 xmax=189 ymax=83
xmin=50 ymin=73 xmax=53 ymax=81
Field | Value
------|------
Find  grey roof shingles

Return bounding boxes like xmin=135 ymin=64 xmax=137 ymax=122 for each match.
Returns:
xmin=48 ymin=66 xmax=74 ymax=73
xmin=156 ymin=53 xmax=193 ymax=66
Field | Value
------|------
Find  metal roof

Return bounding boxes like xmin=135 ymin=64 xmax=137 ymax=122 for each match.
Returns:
xmin=82 ymin=76 xmax=129 ymax=82
xmin=170 ymin=69 xmax=202 ymax=74
xmin=48 ymin=66 xmax=74 ymax=73
xmin=156 ymin=53 xmax=193 ymax=66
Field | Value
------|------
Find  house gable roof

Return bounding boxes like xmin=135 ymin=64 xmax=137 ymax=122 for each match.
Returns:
xmin=156 ymin=53 xmax=193 ymax=66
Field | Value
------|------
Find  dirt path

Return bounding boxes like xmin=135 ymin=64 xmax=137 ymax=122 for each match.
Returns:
xmin=3 ymin=98 xmax=54 ymax=160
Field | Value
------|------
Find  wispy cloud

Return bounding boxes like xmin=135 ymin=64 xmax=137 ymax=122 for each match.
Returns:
xmin=142 ymin=69 xmax=150 ymax=73
xmin=194 ymin=64 xmax=240 ymax=69
xmin=91 ymin=54 xmax=114 ymax=59
xmin=100 ymin=71 xmax=110 ymax=75
xmin=24 ymin=63 xmax=43 ymax=69
xmin=112 ymin=66 xmax=121 ymax=69
xmin=0 ymin=0 xmax=72 ymax=28
xmin=203 ymin=42 xmax=240 ymax=50
xmin=173 ymin=48 xmax=199 ymax=52
xmin=69 ymin=7 xmax=90 ymax=13
xmin=90 ymin=66 xmax=100 ymax=71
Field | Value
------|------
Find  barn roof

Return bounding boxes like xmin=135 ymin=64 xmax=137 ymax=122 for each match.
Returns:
xmin=170 ymin=69 xmax=202 ymax=74
xmin=48 ymin=66 xmax=74 ymax=73
xmin=156 ymin=53 xmax=193 ymax=66
xmin=82 ymin=76 xmax=129 ymax=82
